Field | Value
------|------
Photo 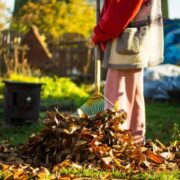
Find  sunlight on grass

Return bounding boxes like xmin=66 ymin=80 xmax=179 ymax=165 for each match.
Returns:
xmin=59 ymin=168 xmax=180 ymax=179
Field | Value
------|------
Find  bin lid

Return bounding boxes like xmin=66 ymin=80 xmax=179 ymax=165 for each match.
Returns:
xmin=3 ymin=80 xmax=44 ymax=87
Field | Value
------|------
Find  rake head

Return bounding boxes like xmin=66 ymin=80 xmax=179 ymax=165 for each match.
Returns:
xmin=73 ymin=93 xmax=105 ymax=117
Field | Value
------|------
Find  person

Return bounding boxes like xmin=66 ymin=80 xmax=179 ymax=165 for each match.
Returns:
xmin=91 ymin=0 xmax=164 ymax=144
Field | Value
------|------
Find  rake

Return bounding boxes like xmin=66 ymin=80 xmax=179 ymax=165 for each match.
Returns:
xmin=73 ymin=0 xmax=113 ymax=117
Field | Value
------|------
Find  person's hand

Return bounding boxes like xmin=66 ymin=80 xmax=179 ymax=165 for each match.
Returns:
xmin=91 ymin=33 xmax=98 ymax=45
xmin=90 ymin=40 xmax=95 ymax=48
xmin=91 ymin=33 xmax=106 ymax=51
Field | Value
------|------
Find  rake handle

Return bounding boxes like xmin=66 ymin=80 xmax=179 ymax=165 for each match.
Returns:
xmin=94 ymin=47 xmax=101 ymax=94
xmin=94 ymin=0 xmax=101 ymax=95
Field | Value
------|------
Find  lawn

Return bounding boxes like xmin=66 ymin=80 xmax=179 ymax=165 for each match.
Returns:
xmin=0 ymin=75 xmax=179 ymax=179
xmin=0 ymin=101 xmax=179 ymax=145
xmin=0 ymin=100 xmax=179 ymax=179
xmin=146 ymin=102 xmax=180 ymax=143
xmin=0 ymin=73 xmax=178 ymax=145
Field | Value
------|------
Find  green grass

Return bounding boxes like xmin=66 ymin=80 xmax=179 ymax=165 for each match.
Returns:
xmin=0 ymin=123 xmax=43 ymax=146
xmin=0 ymin=168 xmax=179 ymax=179
xmin=0 ymin=102 xmax=179 ymax=145
xmin=0 ymin=105 xmax=45 ymax=145
xmin=146 ymin=102 xmax=180 ymax=143
xmin=59 ymin=168 xmax=180 ymax=179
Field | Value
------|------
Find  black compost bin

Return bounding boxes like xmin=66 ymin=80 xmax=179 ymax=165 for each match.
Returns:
xmin=3 ymin=80 xmax=43 ymax=127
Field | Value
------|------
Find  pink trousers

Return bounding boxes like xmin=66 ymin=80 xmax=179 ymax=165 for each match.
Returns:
xmin=104 ymin=68 xmax=145 ymax=143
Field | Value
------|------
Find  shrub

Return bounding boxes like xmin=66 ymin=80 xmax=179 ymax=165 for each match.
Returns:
xmin=2 ymin=73 xmax=89 ymax=107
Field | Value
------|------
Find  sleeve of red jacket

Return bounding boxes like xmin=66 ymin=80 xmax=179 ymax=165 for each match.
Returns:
xmin=100 ymin=0 xmax=109 ymax=19
xmin=92 ymin=0 xmax=144 ymax=44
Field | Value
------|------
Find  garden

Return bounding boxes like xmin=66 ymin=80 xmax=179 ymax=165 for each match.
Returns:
xmin=0 ymin=0 xmax=179 ymax=179
xmin=0 ymin=73 xmax=179 ymax=179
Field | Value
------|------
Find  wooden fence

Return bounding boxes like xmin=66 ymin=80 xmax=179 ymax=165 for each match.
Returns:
xmin=0 ymin=30 xmax=95 ymax=80
xmin=48 ymin=33 xmax=94 ymax=79
xmin=0 ymin=30 xmax=28 ymax=76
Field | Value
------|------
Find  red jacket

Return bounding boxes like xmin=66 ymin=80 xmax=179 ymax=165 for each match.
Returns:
xmin=92 ymin=0 xmax=144 ymax=46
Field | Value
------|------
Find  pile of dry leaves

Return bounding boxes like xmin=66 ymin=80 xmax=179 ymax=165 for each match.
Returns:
xmin=0 ymin=109 xmax=179 ymax=178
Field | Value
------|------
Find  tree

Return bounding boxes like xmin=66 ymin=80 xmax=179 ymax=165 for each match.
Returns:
xmin=12 ymin=0 xmax=95 ymax=39
xmin=0 ymin=0 xmax=6 ymax=30
xmin=14 ymin=0 xmax=30 ymax=14
xmin=14 ymin=0 xmax=71 ymax=14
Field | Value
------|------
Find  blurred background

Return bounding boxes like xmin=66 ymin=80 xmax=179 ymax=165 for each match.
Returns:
xmin=0 ymin=0 xmax=180 ymax=77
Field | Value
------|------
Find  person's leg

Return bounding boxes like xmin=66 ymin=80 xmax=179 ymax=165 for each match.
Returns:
xmin=130 ymin=69 xmax=146 ymax=143
xmin=104 ymin=69 xmax=127 ymax=110
xmin=104 ymin=68 xmax=145 ymax=143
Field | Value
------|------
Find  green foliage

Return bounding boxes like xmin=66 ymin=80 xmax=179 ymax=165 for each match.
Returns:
xmin=14 ymin=0 xmax=29 ymax=14
xmin=12 ymin=0 xmax=95 ymax=39
xmin=14 ymin=0 xmax=38 ymax=14
xmin=7 ymin=73 xmax=89 ymax=107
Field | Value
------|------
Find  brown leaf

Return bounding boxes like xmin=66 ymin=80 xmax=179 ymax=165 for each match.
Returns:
xmin=130 ymin=147 xmax=146 ymax=162
xmin=145 ymin=150 xmax=164 ymax=164
xmin=55 ymin=160 xmax=82 ymax=169
xmin=81 ymin=129 xmax=95 ymax=142
xmin=0 ymin=109 xmax=178 ymax=175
